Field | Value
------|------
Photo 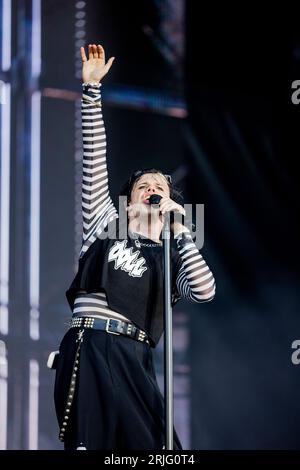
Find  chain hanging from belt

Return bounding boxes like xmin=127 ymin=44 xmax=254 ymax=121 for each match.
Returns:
xmin=58 ymin=328 xmax=85 ymax=442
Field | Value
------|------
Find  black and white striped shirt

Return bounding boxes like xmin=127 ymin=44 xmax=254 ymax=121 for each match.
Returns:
xmin=73 ymin=82 xmax=216 ymax=323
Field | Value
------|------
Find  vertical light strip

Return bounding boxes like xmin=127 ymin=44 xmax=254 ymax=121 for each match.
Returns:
xmin=29 ymin=91 xmax=41 ymax=340
xmin=74 ymin=1 xmax=86 ymax=269
xmin=1 ymin=0 xmax=11 ymax=71
xmin=31 ymin=0 xmax=41 ymax=78
xmin=0 ymin=83 xmax=10 ymax=335
xmin=74 ymin=1 xmax=86 ymax=79
xmin=0 ymin=341 xmax=8 ymax=449
xmin=28 ymin=359 xmax=39 ymax=450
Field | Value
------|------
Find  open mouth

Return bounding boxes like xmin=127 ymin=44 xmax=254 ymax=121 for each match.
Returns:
xmin=143 ymin=196 xmax=151 ymax=205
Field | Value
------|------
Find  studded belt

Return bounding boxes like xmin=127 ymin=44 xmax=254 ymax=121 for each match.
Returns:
xmin=70 ymin=316 xmax=150 ymax=345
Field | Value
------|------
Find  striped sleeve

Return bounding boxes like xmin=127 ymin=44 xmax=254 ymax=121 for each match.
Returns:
xmin=80 ymin=82 xmax=118 ymax=259
xmin=174 ymin=231 xmax=216 ymax=302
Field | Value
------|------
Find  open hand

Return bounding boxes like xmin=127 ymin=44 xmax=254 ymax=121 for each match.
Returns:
xmin=80 ymin=44 xmax=115 ymax=83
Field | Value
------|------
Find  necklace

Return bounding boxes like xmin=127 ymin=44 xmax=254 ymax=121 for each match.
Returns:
xmin=129 ymin=229 xmax=162 ymax=247
xmin=134 ymin=239 xmax=162 ymax=248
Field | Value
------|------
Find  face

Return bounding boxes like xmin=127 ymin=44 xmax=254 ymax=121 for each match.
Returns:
xmin=129 ymin=172 xmax=170 ymax=207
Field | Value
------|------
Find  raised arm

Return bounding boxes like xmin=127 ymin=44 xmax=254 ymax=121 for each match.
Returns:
xmin=79 ymin=44 xmax=118 ymax=258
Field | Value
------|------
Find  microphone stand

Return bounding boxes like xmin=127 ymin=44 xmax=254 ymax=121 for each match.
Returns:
xmin=149 ymin=194 xmax=174 ymax=450
xmin=162 ymin=213 xmax=174 ymax=450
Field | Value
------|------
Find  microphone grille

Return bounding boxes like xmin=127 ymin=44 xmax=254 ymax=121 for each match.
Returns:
xmin=149 ymin=194 xmax=162 ymax=205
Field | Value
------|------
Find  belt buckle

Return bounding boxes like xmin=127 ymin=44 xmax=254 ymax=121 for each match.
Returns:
xmin=105 ymin=318 xmax=121 ymax=335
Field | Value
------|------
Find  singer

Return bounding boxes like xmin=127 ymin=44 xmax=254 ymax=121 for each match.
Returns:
xmin=53 ymin=44 xmax=216 ymax=450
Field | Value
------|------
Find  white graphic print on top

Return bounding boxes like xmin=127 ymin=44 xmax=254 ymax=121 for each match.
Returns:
xmin=108 ymin=240 xmax=148 ymax=277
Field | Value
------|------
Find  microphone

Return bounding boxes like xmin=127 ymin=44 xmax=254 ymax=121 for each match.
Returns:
xmin=149 ymin=194 xmax=174 ymax=226
xmin=149 ymin=194 xmax=162 ymax=205
xmin=149 ymin=194 xmax=179 ymax=229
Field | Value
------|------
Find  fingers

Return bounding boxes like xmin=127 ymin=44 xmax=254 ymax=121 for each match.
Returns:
xmin=88 ymin=44 xmax=93 ymax=59
xmin=80 ymin=46 xmax=87 ymax=62
xmin=159 ymin=198 xmax=172 ymax=211
xmin=97 ymin=44 xmax=105 ymax=62
xmin=92 ymin=44 xmax=98 ymax=58
xmin=104 ymin=56 xmax=115 ymax=73
xmin=160 ymin=199 xmax=185 ymax=215
xmin=86 ymin=44 xmax=99 ymax=60
xmin=160 ymin=202 xmax=173 ymax=214
xmin=85 ymin=43 xmax=112 ymax=67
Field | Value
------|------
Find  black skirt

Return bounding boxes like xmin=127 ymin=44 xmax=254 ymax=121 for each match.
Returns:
xmin=54 ymin=327 xmax=183 ymax=450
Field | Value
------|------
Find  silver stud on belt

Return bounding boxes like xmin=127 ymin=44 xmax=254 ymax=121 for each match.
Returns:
xmin=138 ymin=330 xmax=146 ymax=341
xmin=72 ymin=317 xmax=83 ymax=328
xmin=83 ymin=317 xmax=94 ymax=328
